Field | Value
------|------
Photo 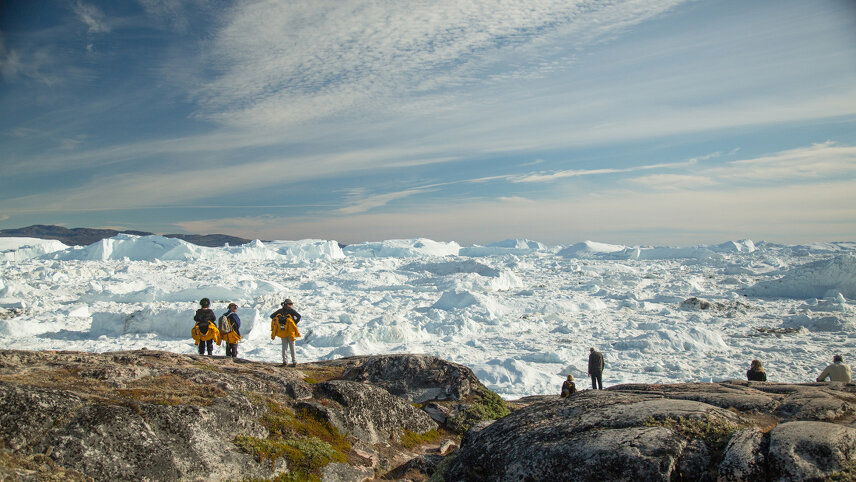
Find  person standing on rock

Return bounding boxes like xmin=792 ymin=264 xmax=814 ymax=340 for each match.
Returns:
xmin=588 ymin=347 xmax=605 ymax=390
xmin=192 ymin=298 xmax=220 ymax=356
xmin=816 ymin=354 xmax=852 ymax=383
xmin=746 ymin=359 xmax=767 ymax=381
xmin=561 ymin=374 xmax=576 ymax=397
xmin=270 ymin=299 xmax=301 ymax=366
xmin=219 ymin=303 xmax=241 ymax=358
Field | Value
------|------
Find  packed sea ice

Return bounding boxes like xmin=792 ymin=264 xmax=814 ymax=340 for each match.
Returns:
xmin=0 ymin=234 xmax=854 ymax=398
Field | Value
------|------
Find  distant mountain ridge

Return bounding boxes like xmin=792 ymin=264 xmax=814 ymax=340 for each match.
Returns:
xmin=0 ymin=225 xmax=251 ymax=248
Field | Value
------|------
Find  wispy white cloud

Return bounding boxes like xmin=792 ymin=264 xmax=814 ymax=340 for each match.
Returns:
xmin=710 ymin=141 xmax=856 ymax=182
xmin=72 ymin=1 xmax=111 ymax=34
xmin=137 ymin=0 xmax=211 ymax=32
xmin=629 ymin=141 xmax=856 ymax=190
xmin=338 ymin=188 xmax=432 ymax=215
xmin=628 ymin=174 xmax=716 ymax=190
xmin=511 ymin=159 xmax=698 ymax=183
xmin=0 ymin=37 xmax=62 ymax=85
xmin=194 ymin=0 xmax=687 ymax=129
xmin=173 ymin=180 xmax=856 ymax=245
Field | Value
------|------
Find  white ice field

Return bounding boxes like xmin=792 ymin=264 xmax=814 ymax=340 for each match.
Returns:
xmin=1 ymin=234 xmax=854 ymax=398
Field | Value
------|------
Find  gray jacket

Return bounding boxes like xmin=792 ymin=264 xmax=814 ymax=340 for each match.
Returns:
xmin=588 ymin=351 xmax=604 ymax=375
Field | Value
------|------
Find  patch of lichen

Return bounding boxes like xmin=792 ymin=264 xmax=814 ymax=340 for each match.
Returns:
xmin=643 ymin=416 xmax=741 ymax=453
xmin=829 ymin=462 xmax=856 ymax=481
xmin=235 ymin=397 xmax=350 ymax=477
xmin=400 ymin=428 xmax=442 ymax=449
xmin=242 ymin=473 xmax=321 ymax=482
xmin=190 ymin=360 xmax=224 ymax=372
xmin=0 ymin=443 xmax=89 ymax=481
xmin=448 ymin=387 xmax=511 ymax=433
xmin=115 ymin=374 xmax=225 ymax=406
xmin=427 ymin=453 xmax=457 ymax=482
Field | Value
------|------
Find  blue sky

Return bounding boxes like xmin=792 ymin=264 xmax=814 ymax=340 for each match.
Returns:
xmin=2 ymin=0 xmax=855 ymax=245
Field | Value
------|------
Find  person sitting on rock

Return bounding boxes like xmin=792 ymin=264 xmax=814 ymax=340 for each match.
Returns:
xmin=192 ymin=298 xmax=220 ymax=356
xmin=816 ymin=354 xmax=852 ymax=383
xmin=270 ymin=299 xmax=301 ymax=366
xmin=561 ymin=374 xmax=576 ymax=397
xmin=219 ymin=303 xmax=241 ymax=358
xmin=746 ymin=359 xmax=767 ymax=381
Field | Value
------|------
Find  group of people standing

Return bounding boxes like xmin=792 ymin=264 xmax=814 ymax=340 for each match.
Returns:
xmin=190 ymin=297 xmax=302 ymax=365
xmin=561 ymin=350 xmax=852 ymax=397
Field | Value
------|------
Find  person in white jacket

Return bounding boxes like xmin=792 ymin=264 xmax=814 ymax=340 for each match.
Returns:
xmin=816 ymin=354 xmax=852 ymax=383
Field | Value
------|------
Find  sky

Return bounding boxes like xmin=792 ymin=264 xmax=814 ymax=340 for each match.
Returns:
xmin=1 ymin=0 xmax=856 ymax=246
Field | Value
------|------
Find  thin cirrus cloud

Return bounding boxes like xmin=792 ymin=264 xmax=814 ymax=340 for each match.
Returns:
xmin=193 ymin=0 xmax=687 ymax=129
xmin=72 ymin=1 xmax=111 ymax=33
xmin=511 ymin=159 xmax=699 ymax=183
xmin=173 ymin=179 xmax=856 ymax=245
xmin=630 ymin=142 xmax=856 ymax=190
xmin=3 ymin=0 xmax=856 ymax=243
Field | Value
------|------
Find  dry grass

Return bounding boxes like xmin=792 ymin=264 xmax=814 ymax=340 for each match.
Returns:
xmin=299 ymin=365 xmax=346 ymax=385
xmin=0 ymin=368 xmax=109 ymax=394
xmin=0 ymin=368 xmax=225 ymax=407
xmin=116 ymin=374 xmax=225 ymax=406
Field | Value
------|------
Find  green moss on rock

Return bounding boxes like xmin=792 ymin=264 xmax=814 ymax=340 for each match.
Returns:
xmin=235 ymin=396 xmax=350 ymax=478
xmin=448 ymin=387 xmax=511 ymax=433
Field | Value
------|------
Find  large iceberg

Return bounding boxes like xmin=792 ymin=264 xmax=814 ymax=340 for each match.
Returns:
xmin=344 ymin=238 xmax=460 ymax=257
xmin=744 ymin=254 xmax=856 ymax=299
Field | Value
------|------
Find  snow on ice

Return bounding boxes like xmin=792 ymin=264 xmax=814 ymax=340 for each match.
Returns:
xmin=1 ymin=234 xmax=855 ymax=398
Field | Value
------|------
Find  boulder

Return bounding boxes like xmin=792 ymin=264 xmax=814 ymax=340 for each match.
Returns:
xmin=309 ymin=380 xmax=438 ymax=444
xmin=340 ymin=354 xmax=482 ymax=402
xmin=445 ymin=390 xmax=747 ymax=481
xmin=717 ymin=428 xmax=767 ymax=481
xmin=768 ymin=421 xmax=856 ymax=480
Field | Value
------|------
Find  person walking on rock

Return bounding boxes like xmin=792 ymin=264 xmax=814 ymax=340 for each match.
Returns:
xmin=746 ymin=359 xmax=767 ymax=381
xmin=816 ymin=354 xmax=852 ymax=383
xmin=561 ymin=374 xmax=576 ymax=398
xmin=219 ymin=303 xmax=241 ymax=358
xmin=270 ymin=299 xmax=301 ymax=366
xmin=588 ymin=347 xmax=604 ymax=390
xmin=192 ymin=298 xmax=220 ymax=356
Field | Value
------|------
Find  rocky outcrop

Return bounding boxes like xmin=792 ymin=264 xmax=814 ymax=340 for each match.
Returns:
xmin=0 ymin=350 xmax=480 ymax=481
xmin=339 ymin=354 xmax=481 ymax=402
xmin=444 ymin=381 xmax=856 ymax=481
xmin=2 ymin=350 xmax=855 ymax=481
xmin=303 ymin=380 xmax=437 ymax=444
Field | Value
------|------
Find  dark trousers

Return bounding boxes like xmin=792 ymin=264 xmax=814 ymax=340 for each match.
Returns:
xmin=591 ymin=373 xmax=603 ymax=390
xmin=198 ymin=339 xmax=213 ymax=355
xmin=226 ymin=343 xmax=238 ymax=358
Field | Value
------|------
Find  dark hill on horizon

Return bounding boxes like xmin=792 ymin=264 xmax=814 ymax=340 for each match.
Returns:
xmin=0 ymin=224 xmax=252 ymax=248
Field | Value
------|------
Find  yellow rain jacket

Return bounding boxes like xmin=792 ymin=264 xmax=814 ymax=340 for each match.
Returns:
xmin=191 ymin=322 xmax=222 ymax=345
xmin=219 ymin=314 xmax=241 ymax=344
xmin=222 ymin=330 xmax=241 ymax=344
xmin=271 ymin=314 xmax=301 ymax=341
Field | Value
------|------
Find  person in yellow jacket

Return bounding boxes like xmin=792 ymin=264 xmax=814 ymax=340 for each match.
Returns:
xmin=219 ymin=303 xmax=241 ymax=358
xmin=192 ymin=298 xmax=221 ymax=355
xmin=270 ymin=299 xmax=301 ymax=366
